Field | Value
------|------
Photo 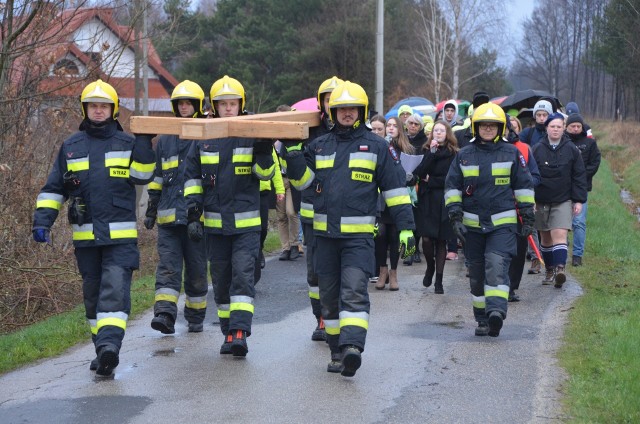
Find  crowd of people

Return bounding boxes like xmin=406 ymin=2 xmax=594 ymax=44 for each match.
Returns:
xmin=32 ymin=76 xmax=599 ymax=378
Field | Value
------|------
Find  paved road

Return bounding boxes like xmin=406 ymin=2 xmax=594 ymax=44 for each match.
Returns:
xmin=0 ymin=252 xmax=581 ymax=423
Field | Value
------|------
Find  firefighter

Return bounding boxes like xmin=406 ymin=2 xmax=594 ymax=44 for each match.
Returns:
xmin=284 ymin=75 xmax=343 ymax=342
xmin=32 ymin=79 xmax=156 ymax=376
xmin=283 ymin=81 xmax=415 ymax=377
xmin=145 ymin=80 xmax=208 ymax=334
xmin=183 ymin=75 xmax=275 ymax=357
xmin=445 ymin=103 xmax=535 ymax=337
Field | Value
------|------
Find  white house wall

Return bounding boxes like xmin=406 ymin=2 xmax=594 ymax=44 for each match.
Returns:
xmin=73 ymin=18 xmax=156 ymax=79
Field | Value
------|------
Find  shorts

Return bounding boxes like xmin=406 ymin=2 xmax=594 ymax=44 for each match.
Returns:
xmin=534 ymin=200 xmax=573 ymax=231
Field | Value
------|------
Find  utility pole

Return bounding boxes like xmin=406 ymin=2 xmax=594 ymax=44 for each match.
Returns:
xmin=375 ymin=0 xmax=384 ymax=116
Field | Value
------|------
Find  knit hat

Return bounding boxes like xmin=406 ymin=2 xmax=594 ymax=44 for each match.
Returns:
xmin=472 ymin=91 xmax=490 ymax=108
xmin=565 ymin=113 xmax=584 ymax=127
xmin=506 ymin=108 xmax=519 ymax=117
xmin=425 ymin=122 xmax=434 ymax=133
xmin=422 ymin=115 xmax=434 ymax=125
xmin=398 ymin=105 xmax=414 ymax=117
xmin=533 ymin=100 xmax=553 ymax=116
xmin=544 ymin=112 xmax=565 ymax=127
xmin=566 ymin=102 xmax=580 ymax=115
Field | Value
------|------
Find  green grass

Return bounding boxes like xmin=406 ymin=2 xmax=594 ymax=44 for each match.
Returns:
xmin=0 ymin=230 xmax=284 ymax=375
xmin=561 ymin=160 xmax=640 ymax=423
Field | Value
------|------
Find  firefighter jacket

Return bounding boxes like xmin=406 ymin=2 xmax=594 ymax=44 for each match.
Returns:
xmin=532 ymin=134 xmax=588 ymax=204
xmin=147 ymin=135 xmax=196 ymax=226
xmin=280 ymin=118 xmax=331 ymax=225
xmin=444 ymin=138 xmax=535 ymax=233
xmin=33 ymin=119 xmax=156 ymax=246
xmin=283 ymin=124 xmax=415 ymax=238
xmin=184 ymin=137 xmax=275 ymax=235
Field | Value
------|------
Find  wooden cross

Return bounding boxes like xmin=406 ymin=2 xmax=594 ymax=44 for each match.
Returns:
xmin=129 ymin=110 xmax=320 ymax=140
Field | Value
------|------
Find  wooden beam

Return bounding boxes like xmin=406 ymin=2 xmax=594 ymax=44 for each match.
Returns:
xmin=129 ymin=110 xmax=320 ymax=140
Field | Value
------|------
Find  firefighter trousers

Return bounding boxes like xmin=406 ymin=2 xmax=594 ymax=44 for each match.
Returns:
xmin=303 ymin=223 xmax=321 ymax=319
xmin=465 ymin=227 xmax=515 ymax=323
xmin=208 ymin=232 xmax=258 ymax=336
xmin=153 ymin=225 xmax=208 ymax=324
xmin=75 ymin=243 xmax=139 ymax=353
xmin=314 ymin=236 xmax=374 ymax=353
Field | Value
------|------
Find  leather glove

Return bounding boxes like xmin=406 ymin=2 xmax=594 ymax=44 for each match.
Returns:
xmin=187 ymin=221 xmax=203 ymax=242
xmin=253 ymin=140 xmax=274 ymax=155
xmin=398 ymin=229 xmax=416 ymax=259
xmin=448 ymin=209 xmax=467 ymax=244
xmin=143 ymin=216 xmax=156 ymax=230
xmin=33 ymin=228 xmax=50 ymax=243
xmin=519 ymin=206 xmax=536 ymax=238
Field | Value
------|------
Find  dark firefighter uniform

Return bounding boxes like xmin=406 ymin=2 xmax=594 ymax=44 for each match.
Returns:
xmin=32 ymin=79 xmax=155 ymax=375
xmin=280 ymin=75 xmax=343 ymax=342
xmin=283 ymin=81 xmax=415 ymax=377
xmin=445 ymin=103 xmax=535 ymax=337
xmin=183 ymin=75 xmax=275 ymax=357
xmin=146 ymin=80 xmax=208 ymax=334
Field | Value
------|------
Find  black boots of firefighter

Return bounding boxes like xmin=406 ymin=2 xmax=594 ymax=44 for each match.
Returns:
xmin=327 ymin=351 xmax=342 ymax=373
xmin=312 ymin=317 xmax=326 ymax=341
xmin=341 ymin=345 xmax=362 ymax=377
xmin=151 ymin=312 xmax=175 ymax=334
xmin=225 ymin=329 xmax=248 ymax=357
xmin=488 ymin=311 xmax=503 ymax=337
xmin=95 ymin=344 xmax=119 ymax=376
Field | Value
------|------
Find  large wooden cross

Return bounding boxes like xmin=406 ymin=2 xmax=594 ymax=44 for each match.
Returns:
xmin=129 ymin=110 xmax=320 ymax=140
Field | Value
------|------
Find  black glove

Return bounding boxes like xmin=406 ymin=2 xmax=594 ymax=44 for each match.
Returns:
xmin=63 ymin=171 xmax=81 ymax=192
xmin=187 ymin=206 xmax=202 ymax=223
xmin=253 ymin=140 xmax=274 ymax=155
xmin=134 ymin=134 xmax=156 ymax=148
xmin=33 ymin=228 xmax=50 ymax=243
xmin=448 ymin=209 xmax=467 ymax=244
xmin=519 ymin=206 xmax=536 ymax=238
xmin=144 ymin=216 xmax=156 ymax=230
xmin=187 ymin=221 xmax=203 ymax=242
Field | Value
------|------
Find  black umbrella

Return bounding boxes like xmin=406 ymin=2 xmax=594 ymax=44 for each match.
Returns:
xmin=500 ymin=89 xmax=563 ymax=111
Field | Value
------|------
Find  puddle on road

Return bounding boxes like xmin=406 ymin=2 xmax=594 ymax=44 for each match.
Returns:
xmin=434 ymin=321 xmax=465 ymax=329
xmin=620 ymin=189 xmax=640 ymax=221
xmin=149 ymin=347 xmax=183 ymax=357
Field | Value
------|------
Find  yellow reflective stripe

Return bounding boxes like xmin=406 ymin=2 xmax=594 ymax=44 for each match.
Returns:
xmin=472 ymin=295 xmax=485 ymax=309
xmin=155 ymin=288 xmax=179 ymax=303
xmin=445 ymin=189 xmax=462 ymax=206
xmin=148 ymin=178 xmax=163 ymax=191
xmin=290 ymin=167 xmax=314 ymax=190
xmin=109 ymin=221 xmax=137 ymax=239
xmin=36 ymin=193 xmax=64 ymax=210
xmin=201 ymin=151 xmax=219 ymax=164
xmin=485 ymin=285 xmax=509 ymax=300
xmin=514 ymin=189 xmax=535 ymax=204
xmin=185 ymin=296 xmax=207 ymax=310
xmin=309 ymin=286 xmax=320 ymax=300
xmin=162 ymin=155 xmax=179 ymax=170
xmin=253 ymin=162 xmax=275 ymax=180
xmin=313 ymin=213 xmax=327 ymax=231
xmin=130 ymin=161 xmax=155 ymax=180
xmin=217 ymin=304 xmax=230 ymax=318
xmin=492 ymin=161 xmax=512 ymax=176
xmin=462 ymin=212 xmax=481 ymax=228
xmin=67 ymin=158 xmax=89 ymax=171
xmin=349 ymin=152 xmax=377 ymax=170
xmin=492 ymin=210 xmax=517 ymax=226
xmin=72 ymin=224 xmax=95 ymax=240
xmin=204 ymin=212 xmax=222 ymax=228
xmin=233 ymin=147 xmax=253 ymax=163
xmin=230 ymin=298 xmax=255 ymax=313
xmin=339 ymin=311 xmax=369 ymax=330
xmin=88 ymin=319 xmax=98 ymax=335
xmin=105 ymin=158 xmax=130 ymax=168
xmin=340 ymin=216 xmax=376 ymax=233
xmin=461 ymin=165 xmax=479 ymax=177
xmin=235 ymin=210 xmax=260 ymax=228
xmin=384 ymin=187 xmax=411 ymax=207
xmin=96 ymin=312 xmax=128 ymax=331
xmin=316 ymin=153 xmax=335 ymax=169
xmin=300 ymin=202 xmax=314 ymax=219
xmin=157 ymin=208 xmax=176 ymax=224
xmin=324 ymin=319 xmax=340 ymax=335
xmin=184 ymin=179 xmax=203 ymax=196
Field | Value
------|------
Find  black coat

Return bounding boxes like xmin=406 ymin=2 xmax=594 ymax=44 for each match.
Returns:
xmin=532 ymin=135 xmax=588 ymax=204
xmin=414 ymin=147 xmax=456 ymax=239
xmin=566 ymin=131 xmax=601 ymax=192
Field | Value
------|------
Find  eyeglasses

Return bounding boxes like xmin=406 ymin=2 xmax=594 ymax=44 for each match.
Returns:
xmin=407 ymin=122 xmax=420 ymax=126
xmin=479 ymin=123 xmax=498 ymax=130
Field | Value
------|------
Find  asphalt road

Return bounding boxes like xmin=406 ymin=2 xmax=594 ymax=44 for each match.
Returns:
xmin=0 ymin=251 xmax=582 ymax=424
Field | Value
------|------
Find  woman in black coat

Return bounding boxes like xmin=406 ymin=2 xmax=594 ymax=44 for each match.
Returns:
xmin=414 ymin=121 xmax=459 ymax=293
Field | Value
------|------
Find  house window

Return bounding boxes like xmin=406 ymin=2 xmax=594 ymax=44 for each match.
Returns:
xmin=53 ymin=59 xmax=79 ymax=76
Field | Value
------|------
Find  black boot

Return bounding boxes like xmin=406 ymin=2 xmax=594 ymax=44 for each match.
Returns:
xmin=423 ymin=260 xmax=435 ymax=287
xmin=434 ymin=273 xmax=444 ymax=294
xmin=96 ymin=344 xmax=119 ymax=376
xmin=151 ymin=312 xmax=175 ymax=334
xmin=341 ymin=345 xmax=362 ymax=377
xmin=230 ymin=329 xmax=248 ymax=357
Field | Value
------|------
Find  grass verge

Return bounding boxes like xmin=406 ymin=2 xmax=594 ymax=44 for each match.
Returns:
xmin=560 ymin=122 xmax=640 ymax=422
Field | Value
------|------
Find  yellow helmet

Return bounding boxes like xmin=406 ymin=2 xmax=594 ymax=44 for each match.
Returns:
xmin=317 ymin=76 xmax=343 ymax=111
xmin=209 ymin=75 xmax=245 ymax=116
xmin=171 ymin=80 xmax=205 ymax=117
xmin=328 ymin=81 xmax=368 ymax=126
xmin=80 ymin=79 xmax=118 ymax=119
xmin=471 ymin=102 xmax=506 ymax=142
